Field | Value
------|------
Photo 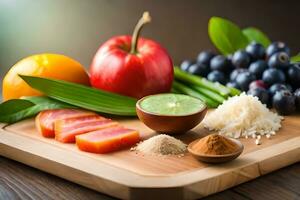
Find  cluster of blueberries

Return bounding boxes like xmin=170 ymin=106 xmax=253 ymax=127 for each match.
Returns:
xmin=180 ymin=41 xmax=300 ymax=115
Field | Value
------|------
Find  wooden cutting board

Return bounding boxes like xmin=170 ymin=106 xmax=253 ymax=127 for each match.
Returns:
xmin=0 ymin=114 xmax=299 ymax=200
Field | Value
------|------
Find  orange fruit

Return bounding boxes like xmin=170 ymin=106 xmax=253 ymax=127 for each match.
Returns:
xmin=2 ymin=54 xmax=90 ymax=101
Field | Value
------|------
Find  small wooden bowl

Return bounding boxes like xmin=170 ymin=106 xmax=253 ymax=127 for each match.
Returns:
xmin=188 ymin=137 xmax=244 ymax=163
xmin=136 ymin=98 xmax=207 ymax=135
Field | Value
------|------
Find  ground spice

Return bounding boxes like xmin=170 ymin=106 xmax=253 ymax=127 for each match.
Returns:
xmin=191 ymin=134 xmax=239 ymax=155
xmin=132 ymin=134 xmax=187 ymax=156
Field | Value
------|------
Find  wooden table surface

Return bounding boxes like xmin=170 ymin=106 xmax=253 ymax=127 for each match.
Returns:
xmin=0 ymin=156 xmax=299 ymax=200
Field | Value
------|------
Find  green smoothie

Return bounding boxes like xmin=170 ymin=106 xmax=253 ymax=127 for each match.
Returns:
xmin=139 ymin=93 xmax=206 ymax=116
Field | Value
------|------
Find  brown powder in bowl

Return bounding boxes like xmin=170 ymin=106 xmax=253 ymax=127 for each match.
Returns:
xmin=191 ymin=134 xmax=239 ymax=155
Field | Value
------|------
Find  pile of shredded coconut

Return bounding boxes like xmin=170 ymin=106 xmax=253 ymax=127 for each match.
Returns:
xmin=203 ymin=93 xmax=283 ymax=138
xmin=132 ymin=134 xmax=187 ymax=156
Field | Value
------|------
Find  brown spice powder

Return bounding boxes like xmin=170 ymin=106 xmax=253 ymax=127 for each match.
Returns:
xmin=191 ymin=134 xmax=239 ymax=155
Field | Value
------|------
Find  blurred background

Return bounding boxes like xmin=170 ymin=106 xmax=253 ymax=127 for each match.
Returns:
xmin=1 ymin=0 xmax=300 ymax=84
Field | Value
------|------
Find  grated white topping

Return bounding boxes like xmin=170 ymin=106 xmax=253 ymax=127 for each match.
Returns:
xmin=203 ymin=93 xmax=283 ymax=138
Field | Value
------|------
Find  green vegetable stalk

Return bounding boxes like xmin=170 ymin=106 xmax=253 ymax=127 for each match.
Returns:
xmin=172 ymin=81 xmax=218 ymax=108
xmin=171 ymin=87 xmax=181 ymax=94
xmin=191 ymin=85 xmax=225 ymax=104
xmin=174 ymin=67 xmax=240 ymax=96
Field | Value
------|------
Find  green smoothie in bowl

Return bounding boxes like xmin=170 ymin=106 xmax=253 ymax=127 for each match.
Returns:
xmin=136 ymin=93 xmax=207 ymax=134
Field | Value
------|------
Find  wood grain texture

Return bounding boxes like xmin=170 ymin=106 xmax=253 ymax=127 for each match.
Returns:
xmin=0 ymin=156 xmax=299 ymax=200
xmin=0 ymin=114 xmax=299 ymax=199
xmin=0 ymin=156 xmax=112 ymax=200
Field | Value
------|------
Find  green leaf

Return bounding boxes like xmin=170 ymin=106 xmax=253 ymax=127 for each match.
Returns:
xmin=291 ymin=54 xmax=300 ymax=63
xmin=20 ymin=75 xmax=137 ymax=116
xmin=22 ymin=96 xmax=76 ymax=108
xmin=0 ymin=97 xmax=76 ymax=124
xmin=0 ymin=99 xmax=34 ymax=117
xmin=242 ymin=27 xmax=271 ymax=48
xmin=0 ymin=100 xmax=36 ymax=123
xmin=209 ymin=17 xmax=249 ymax=55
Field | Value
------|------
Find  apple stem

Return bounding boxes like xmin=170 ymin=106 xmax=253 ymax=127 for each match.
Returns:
xmin=130 ymin=11 xmax=151 ymax=54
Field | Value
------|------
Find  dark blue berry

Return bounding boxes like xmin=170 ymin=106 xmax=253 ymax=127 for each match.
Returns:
xmin=245 ymin=42 xmax=265 ymax=60
xmin=207 ymin=71 xmax=226 ymax=84
xmin=230 ymin=68 xmax=248 ymax=82
xmin=197 ymin=51 xmax=216 ymax=66
xmin=180 ymin=60 xmax=194 ymax=71
xmin=249 ymin=60 xmax=268 ymax=79
xmin=235 ymin=71 xmax=256 ymax=91
xmin=262 ymin=68 xmax=286 ymax=86
xmin=287 ymin=64 xmax=300 ymax=88
xmin=294 ymin=89 xmax=300 ymax=110
xmin=187 ymin=63 xmax=210 ymax=77
xmin=247 ymin=88 xmax=270 ymax=105
xmin=272 ymin=90 xmax=296 ymax=115
xmin=286 ymin=84 xmax=293 ymax=93
xmin=266 ymin=41 xmax=290 ymax=57
xmin=226 ymin=81 xmax=240 ymax=89
xmin=269 ymin=83 xmax=289 ymax=97
xmin=268 ymin=52 xmax=290 ymax=70
xmin=210 ymin=55 xmax=230 ymax=72
xmin=232 ymin=50 xmax=251 ymax=68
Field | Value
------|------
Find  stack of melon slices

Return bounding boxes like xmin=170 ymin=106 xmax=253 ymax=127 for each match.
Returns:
xmin=35 ymin=109 xmax=140 ymax=153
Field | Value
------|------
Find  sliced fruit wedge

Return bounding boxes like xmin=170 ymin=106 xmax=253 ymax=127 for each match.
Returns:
xmin=36 ymin=109 xmax=95 ymax=138
xmin=55 ymin=115 xmax=118 ymax=143
xmin=76 ymin=126 xmax=140 ymax=153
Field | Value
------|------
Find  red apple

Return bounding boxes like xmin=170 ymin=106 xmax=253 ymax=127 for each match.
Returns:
xmin=90 ymin=12 xmax=173 ymax=99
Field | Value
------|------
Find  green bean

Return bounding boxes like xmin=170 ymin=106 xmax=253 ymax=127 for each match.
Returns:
xmin=191 ymin=85 xmax=225 ymax=103
xmin=172 ymin=81 xmax=219 ymax=108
